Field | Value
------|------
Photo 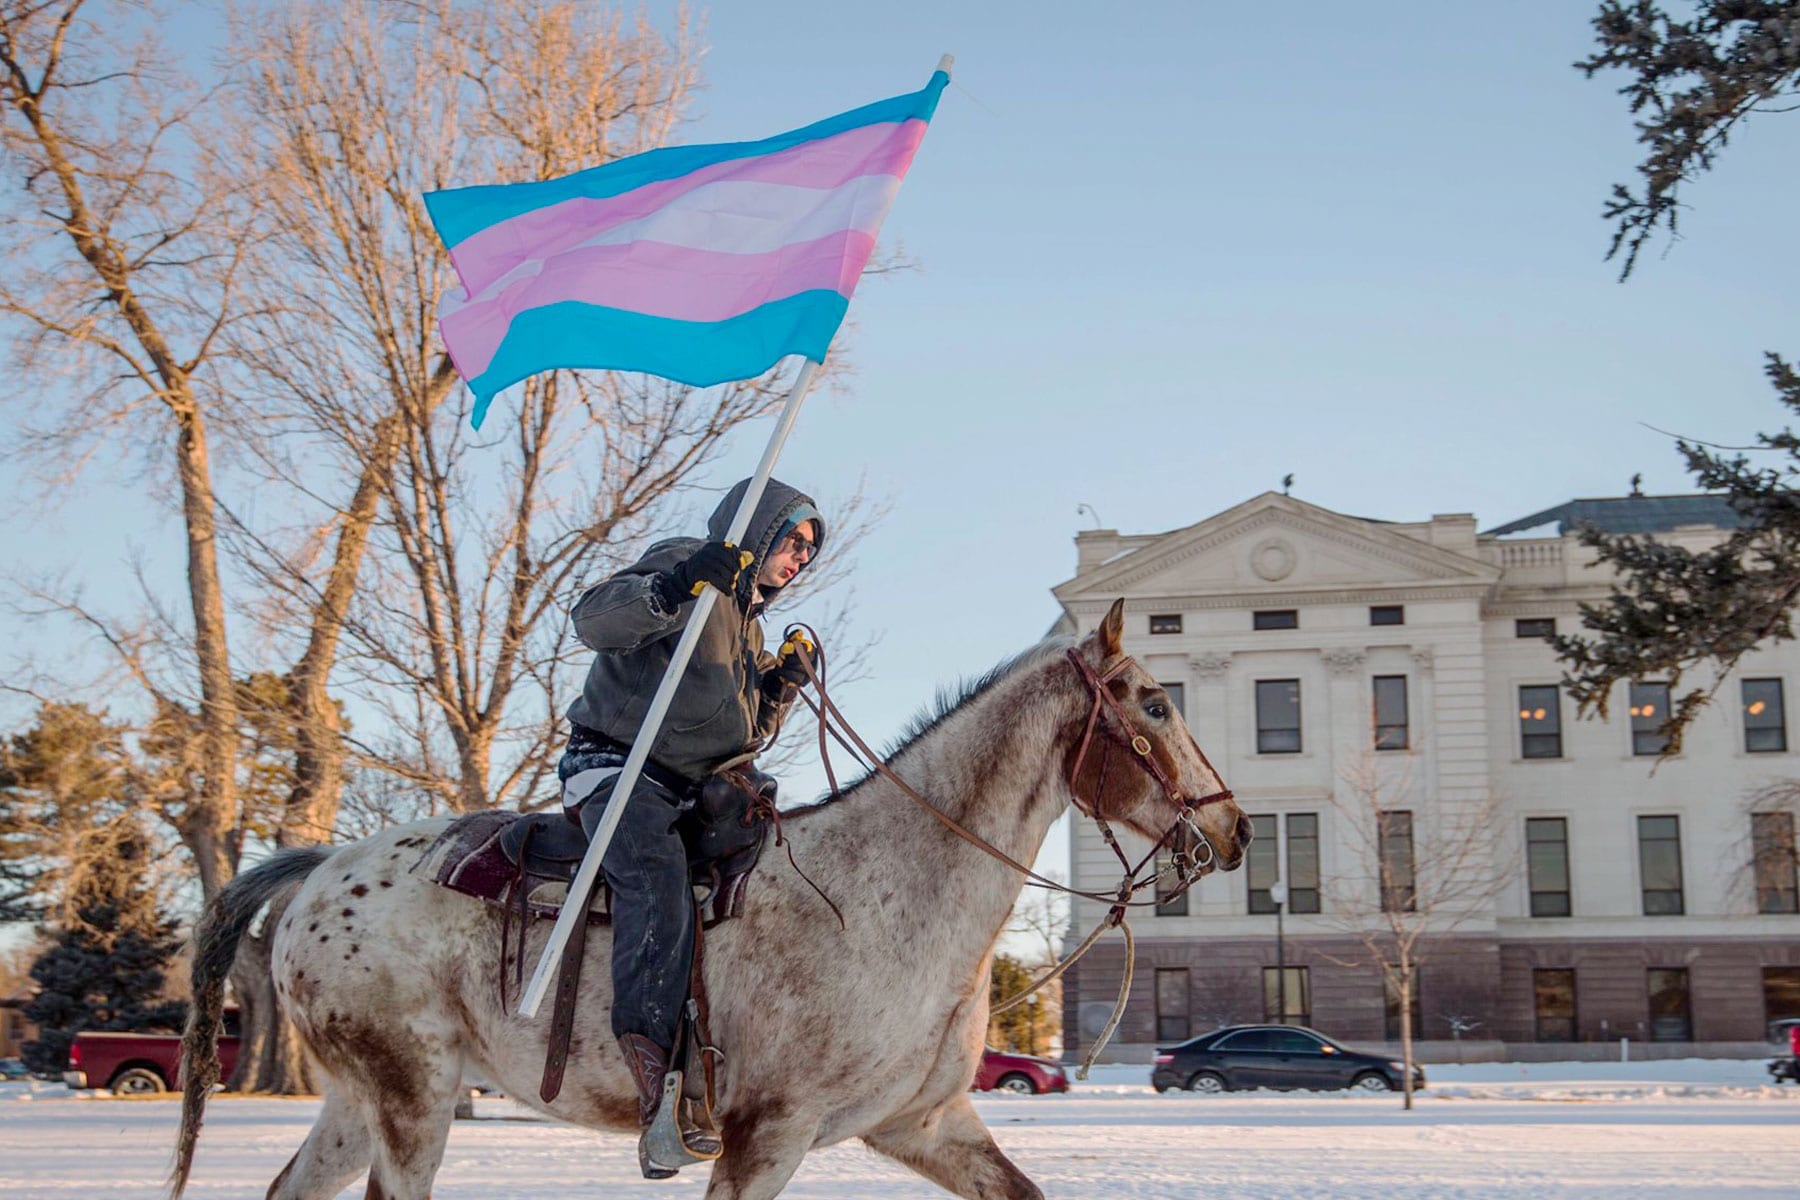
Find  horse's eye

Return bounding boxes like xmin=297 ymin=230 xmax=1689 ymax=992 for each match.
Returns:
xmin=1145 ymin=702 xmax=1169 ymax=721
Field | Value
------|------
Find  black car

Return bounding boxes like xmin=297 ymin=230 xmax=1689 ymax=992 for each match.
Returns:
xmin=1152 ymin=1024 xmax=1426 ymax=1094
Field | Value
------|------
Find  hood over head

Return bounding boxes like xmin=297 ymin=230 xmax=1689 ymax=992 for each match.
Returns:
xmin=706 ymin=477 xmax=825 ymax=596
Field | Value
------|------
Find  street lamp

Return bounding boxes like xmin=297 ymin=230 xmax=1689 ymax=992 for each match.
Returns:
xmin=1269 ymin=880 xmax=1288 ymax=1025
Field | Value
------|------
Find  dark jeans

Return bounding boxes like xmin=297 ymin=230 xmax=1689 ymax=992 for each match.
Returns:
xmin=560 ymin=742 xmax=694 ymax=1050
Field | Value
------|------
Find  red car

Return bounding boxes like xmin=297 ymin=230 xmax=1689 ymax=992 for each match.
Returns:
xmin=64 ymin=1012 xmax=240 ymax=1096
xmin=973 ymin=1047 xmax=1069 ymax=1095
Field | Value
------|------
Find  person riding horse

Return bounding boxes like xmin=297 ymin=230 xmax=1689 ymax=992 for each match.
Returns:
xmin=560 ymin=477 xmax=822 ymax=1178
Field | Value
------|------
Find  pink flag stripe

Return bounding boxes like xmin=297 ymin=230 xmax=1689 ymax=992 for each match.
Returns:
xmin=450 ymin=119 xmax=927 ymax=297
xmin=440 ymin=229 xmax=878 ymax=381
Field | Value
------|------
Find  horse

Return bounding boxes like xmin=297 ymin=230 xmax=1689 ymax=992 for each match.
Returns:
xmin=171 ymin=599 xmax=1250 ymax=1200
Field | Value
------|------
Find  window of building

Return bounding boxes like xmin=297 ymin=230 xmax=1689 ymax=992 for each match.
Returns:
xmin=1256 ymin=679 xmax=1302 ymax=753
xmin=1149 ymin=613 xmax=1182 ymax=635
xmin=1378 ymin=810 xmax=1416 ymax=913
xmin=1533 ymin=968 xmax=1576 ymax=1042
xmin=1765 ymin=967 xmax=1800 ymax=1029
xmin=1262 ymin=966 xmax=1310 ymax=1026
xmin=1286 ymin=813 xmax=1321 ymax=914
xmin=1638 ymin=815 xmax=1685 ymax=916
xmin=1373 ymin=675 xmax=1409 ymax=750
xmin=1519 ymin=685 xmax=1562 ymax=759
xmin=1630 ymin=682 xmax=1673 ymax=756
xmin=1647 ymin=968 xmax=1693 ymax=1041
xmin=1752 ymin=812 xmax=1798 ymax=915
xmin=1515 ymin=618 xmax=1556 ymax=639
xmin=1253 ymin=609 xmax=1298 ymax=631
xmin=1246 ymin=814 xmax=1279 ymax=914
xmin=1154 ymin=847 xmax=1189 ymax=917
xmin=1159 ymin=681 xmax=1185 ymax=721
xmin=1155 ymin=968 xmax=1190 ymax=1042
xmin=1526 ymin=817 xmax=1571 ymax=918
xmin=1370 ymin=605 xmax=1405 ymax=626
xmin=1744 ymin=679 xmax=1788 ymax=753
xmin=1384 ymin=969 xmax=1424 ymax=1041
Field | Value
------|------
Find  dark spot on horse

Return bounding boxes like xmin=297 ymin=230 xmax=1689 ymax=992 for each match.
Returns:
xmin=389 ymin=853 xmax=401 ymax=861
xmin=335 ymin=1135 xmax=344 ymax=1149
xmin=319 ymin=934 xmax=330 ymax=944
xmin=342 ymin=908 xmax=356 ymax=918
xmin=342 ymin=873 xmax=353 ymax=882
xmin=308 ymin=923 xmax=318 ymax=933
xmin=582 ymin=1087 xmax=636 ymax=1130
xmin=350 ymin=944 xmax=360 ymax=955
xmin=380 ymin=880 xmax=393 ymax=888
xmin=351 ymin=884 xmax=369 ymax=897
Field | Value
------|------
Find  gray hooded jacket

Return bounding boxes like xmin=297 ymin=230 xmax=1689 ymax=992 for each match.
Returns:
xmin=565 ymin=478 xmax=825 ymax=784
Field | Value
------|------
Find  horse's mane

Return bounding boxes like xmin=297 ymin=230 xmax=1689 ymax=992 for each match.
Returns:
xmin=790 ymin=636 xmax=1074 ymax=810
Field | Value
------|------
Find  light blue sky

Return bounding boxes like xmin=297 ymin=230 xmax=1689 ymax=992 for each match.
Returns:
xmin=671 ymin=2 xmax=1797 ymax=786
xmin=4 ymin=3 xmax=1797 ymax=911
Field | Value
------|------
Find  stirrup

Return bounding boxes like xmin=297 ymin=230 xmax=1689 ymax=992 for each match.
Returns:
xmin=641 ymin=1069 xmax=723 ymax=1173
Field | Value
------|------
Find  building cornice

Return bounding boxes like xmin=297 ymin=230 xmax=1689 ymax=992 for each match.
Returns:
xmin=1063 ymin=583 xmax=1494 ymax=616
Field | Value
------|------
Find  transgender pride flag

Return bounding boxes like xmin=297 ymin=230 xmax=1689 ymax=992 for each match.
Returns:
xmin=425 ymin=68 xmax=948 ymax=427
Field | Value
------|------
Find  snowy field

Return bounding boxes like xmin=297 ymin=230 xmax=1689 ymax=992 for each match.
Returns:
xmin=3 ymin=1060 xmax=1797 ymax=1199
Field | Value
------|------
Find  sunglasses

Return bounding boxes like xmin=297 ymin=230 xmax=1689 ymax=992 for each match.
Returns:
xmin=775 ymin=529 xmax=817 ymax=562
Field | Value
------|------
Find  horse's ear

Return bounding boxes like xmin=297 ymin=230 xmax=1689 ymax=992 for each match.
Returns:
xmin=1099 ymin=598 xmax=1125 ymax=658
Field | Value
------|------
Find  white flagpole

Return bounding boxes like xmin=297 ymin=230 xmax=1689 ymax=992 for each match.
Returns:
xmin=517 ymin=357 xmax=825 ymax=1018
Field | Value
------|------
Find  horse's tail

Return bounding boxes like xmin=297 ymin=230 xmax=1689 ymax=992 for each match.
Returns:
xmin=171 ymin=846 xmax=333 ymax=1199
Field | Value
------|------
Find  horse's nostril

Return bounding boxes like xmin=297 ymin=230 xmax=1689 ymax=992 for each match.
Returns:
xmin=1235 ymin=813 xmax=1255 ymax=847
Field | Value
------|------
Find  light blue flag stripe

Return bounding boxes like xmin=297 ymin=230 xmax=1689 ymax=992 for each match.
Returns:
xmin=464 ymin=291 xmax=849 ymax=427
xmin=426 ymin=71 xmax=948 ymax=250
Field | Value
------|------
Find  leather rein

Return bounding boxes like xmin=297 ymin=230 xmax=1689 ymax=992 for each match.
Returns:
xmin=786 ymin=627 xmax=1235 ymax=917
xmin=782 ymin=629 xmax=1236 ymax=1075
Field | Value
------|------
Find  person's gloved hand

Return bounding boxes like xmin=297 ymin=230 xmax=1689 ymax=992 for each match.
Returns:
xmin=761 ymin=634 xmax=817 ymax=700
xmin=656 ymin=541 xmax=751 ymax=608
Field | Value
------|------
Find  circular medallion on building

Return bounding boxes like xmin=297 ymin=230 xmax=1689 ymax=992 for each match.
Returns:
xmin=1251 ymin=537 xmax=1297 ymax=582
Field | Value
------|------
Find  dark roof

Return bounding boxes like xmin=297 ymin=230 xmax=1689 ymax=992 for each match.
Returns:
xmin=1482 ymin=494 xmax=1743 ymax=538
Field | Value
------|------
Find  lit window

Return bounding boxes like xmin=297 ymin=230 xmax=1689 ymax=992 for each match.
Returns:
xmin=1516 ymin=618 xmax=1555 ymax=639
xmin=1630 ymin=682 xmax=1672 ymax=756
xmin=1519 ymin=685 xmax=1561 ymax=758
xmin=1149 ymin=614 xmax=1182 ymax=635
xmin=1744 ymin=679 xmax=1787 ymax=753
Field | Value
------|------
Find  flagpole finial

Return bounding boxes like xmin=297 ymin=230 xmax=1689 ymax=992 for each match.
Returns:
xmin=936 ymin=54 xmax=954 ymax=78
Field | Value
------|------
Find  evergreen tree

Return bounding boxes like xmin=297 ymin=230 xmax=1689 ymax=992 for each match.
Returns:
xmin=1559 ymin=3 xmax=1800 ymax=746
xmin=20 ymin=826 xmax=185 ymax=1077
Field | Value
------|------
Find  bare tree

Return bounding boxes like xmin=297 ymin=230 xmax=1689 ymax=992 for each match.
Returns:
xmin=0 ymin=0 xmax=257 ymax=901
xmin=1732 ymin=780 xmax=1800 ymax=916
xmin=1322 ymin=755 xmax=1511 ymax=1109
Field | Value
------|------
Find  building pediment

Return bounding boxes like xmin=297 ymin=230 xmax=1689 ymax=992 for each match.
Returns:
xmin=1054 ymin=493 xmax=1498 ymax=604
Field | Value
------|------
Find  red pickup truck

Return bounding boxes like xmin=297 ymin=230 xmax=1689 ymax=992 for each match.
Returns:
xmin=63 ymin=1013 xmax=239 ymax=1096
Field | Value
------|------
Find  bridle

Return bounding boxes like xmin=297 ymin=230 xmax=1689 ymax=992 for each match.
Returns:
xmin=1063 ymin=648 xmax=1236 ymax=916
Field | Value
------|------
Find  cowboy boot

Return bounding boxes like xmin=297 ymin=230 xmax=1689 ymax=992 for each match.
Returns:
xmin=618 ymin=1033 xmax=723 ymax=1178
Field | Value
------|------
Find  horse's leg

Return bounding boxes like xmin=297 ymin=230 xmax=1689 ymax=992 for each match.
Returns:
xmin=264 ymin=1082 xmax=372 ymax=1200
xmin=702 ymin=1108 xmax=818 ymax=1200
xmin=861 ymin=1093 xmax=1044 ymax=1200
xmin=355 ymin=1047 xmax=465 ymax=1200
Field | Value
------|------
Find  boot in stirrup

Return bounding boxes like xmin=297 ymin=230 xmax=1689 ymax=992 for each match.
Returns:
xmin=618 ymin=1033 xmax=723 ymax=1178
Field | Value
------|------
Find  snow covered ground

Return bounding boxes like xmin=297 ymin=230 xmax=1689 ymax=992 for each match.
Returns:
xmin=3 ymin=1060 xmax=1796 ymax=1198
